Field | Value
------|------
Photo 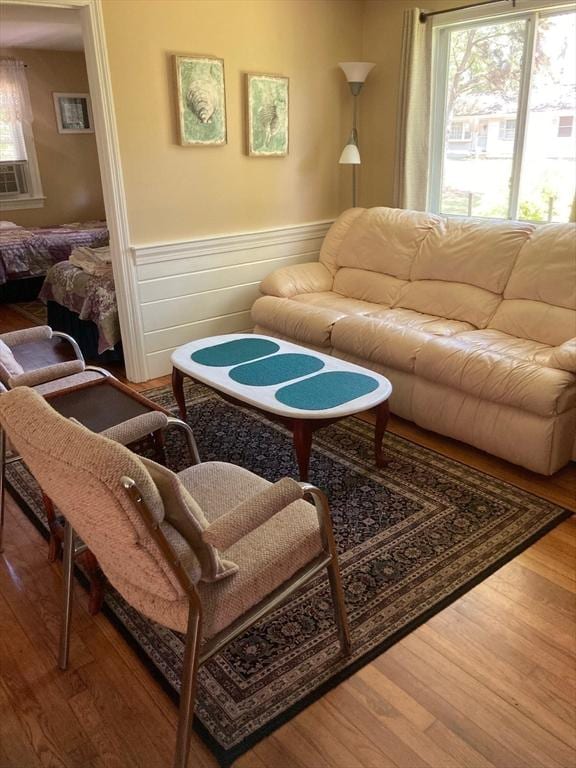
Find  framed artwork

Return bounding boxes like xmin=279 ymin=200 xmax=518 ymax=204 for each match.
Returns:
xmin=246 ymin=73 xmax=289 ymax=157
xmin=53 ymin=93 xmax=94 ymax=133
xmin=174 ymin=54 xmax=227 ymax=146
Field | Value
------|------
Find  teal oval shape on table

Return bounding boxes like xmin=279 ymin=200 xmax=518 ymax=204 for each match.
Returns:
xmin=190 ymin=338 xmax=280 ymax=367
xmin=275 ymin=371 xmax=380 ymax=410
xmin=229 ymin=353 xmax=324 ymax=386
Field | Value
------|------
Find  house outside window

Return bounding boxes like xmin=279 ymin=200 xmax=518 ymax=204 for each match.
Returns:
xmin=428 ymin=4 xmax=576 ymax=223
xmin=0 ymin=59 xmax=44 ymax=210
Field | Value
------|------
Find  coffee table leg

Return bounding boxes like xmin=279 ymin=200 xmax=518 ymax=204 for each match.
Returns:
xmin=375 ymin=400 xmax=391 ymax=468
xmin=293 ymin=420 xmax=313 ymax=482
xmin=172 ymin=367 xmax=187 ymax=421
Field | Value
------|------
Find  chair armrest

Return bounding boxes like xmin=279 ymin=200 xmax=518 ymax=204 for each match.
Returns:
xmin=8 ymin=359 xmax=85 ymax=388
xmin=0 ymin=326 xmax=52 ymax=347
xmin=100 ymin=411 xmax=169 ymax=445
xmin=260 ymin=263 xmax=333 ymax=298
xmin=203 ymin=477 xmax=304 ymax=551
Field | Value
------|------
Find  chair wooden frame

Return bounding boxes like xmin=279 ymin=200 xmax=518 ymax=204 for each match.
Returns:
xmin=58 ymin=478 xmax=352 ymax=768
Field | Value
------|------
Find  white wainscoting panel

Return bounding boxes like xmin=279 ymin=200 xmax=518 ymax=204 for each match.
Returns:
xmin=132 ymin=220 xmax=332 ymax=379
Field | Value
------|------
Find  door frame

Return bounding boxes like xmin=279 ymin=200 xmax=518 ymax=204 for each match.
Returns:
xmin=3 ymin=0 xmax=148 ymax=381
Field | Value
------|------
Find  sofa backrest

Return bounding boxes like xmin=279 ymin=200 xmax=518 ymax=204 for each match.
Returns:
xmin=489 ymin=223 xmax=576 ymax=346
xmin=393 ymin=217 xmax=534 ymax=328
xmin=321 ymin=207 xmax=439 ymax=308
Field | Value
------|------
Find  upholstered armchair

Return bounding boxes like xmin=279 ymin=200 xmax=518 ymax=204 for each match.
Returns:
xmin=0 ymin=387 xmax=351 ymax=768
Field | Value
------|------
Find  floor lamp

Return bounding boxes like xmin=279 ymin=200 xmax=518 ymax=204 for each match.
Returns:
xmin=339 ymin=62 xmax=375 ymax=207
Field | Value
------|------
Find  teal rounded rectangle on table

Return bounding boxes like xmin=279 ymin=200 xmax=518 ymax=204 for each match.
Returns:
xmin=229 ymin=353 xmax=324 ymax=387
xmin=190 ymin=338 xmax=280 ymax=367
xmin=275 ymin=371 xmax=380 ymax=411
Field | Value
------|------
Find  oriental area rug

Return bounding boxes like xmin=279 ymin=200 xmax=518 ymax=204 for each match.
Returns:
xmin=6 ymin=381 xmax=571 ymax=766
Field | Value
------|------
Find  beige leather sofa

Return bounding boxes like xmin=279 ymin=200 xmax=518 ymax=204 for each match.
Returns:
xmin=252 ymin=207 xmax=576 ymax=475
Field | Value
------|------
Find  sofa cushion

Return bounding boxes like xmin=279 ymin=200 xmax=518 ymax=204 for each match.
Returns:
xmin=394 ymin=280 xmax=501 ymax=328
xmin=415 ymin=334 xmax=576 ymax=417
xmin=333 ymin=267 xmax=407 ymax=307
xmin=504 ymin=223 xmax=575 ymax=308
xmin=293 ymin=292 xmax=384 ymax=316
xmin=331 ymin=309 xmax=474 ymax=374
xmin=490 ymin=299 xmax=576 ymax=347
xmin=320 ymin=207 xmax=440 ymax=279
xmin=251 ymin=295 xmax=346 ymax=347
xmin=412 ymin=217 xmax=533 ymax=293
xmin=489 ymin=223 xmax=576 ymax=346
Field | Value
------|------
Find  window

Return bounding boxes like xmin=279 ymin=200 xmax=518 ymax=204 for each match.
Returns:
xmin=558 ymin=115 xmax=574 ymax=137
xmin=0 ymin=60 xmax=44 ymax=209
xmin=498 ymin=119 xmax=516 ymax=141
xmin=429 ymin=5 xmax=576 ymax=222
xmin=449 ymin=121 xmax=471 ymax=140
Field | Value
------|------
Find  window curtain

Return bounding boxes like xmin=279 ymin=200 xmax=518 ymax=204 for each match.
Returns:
xmin=393 ymin=9 xmax=432 ymax=211
xmin=0 ymin=60 xmax=33 ymax=163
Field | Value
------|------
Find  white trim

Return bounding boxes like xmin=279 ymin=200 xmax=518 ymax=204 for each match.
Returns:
xmin=3 ymin=0 xmax=147 ymax=382
xmin=132 ymin=220 xmax=334 ymax=266
xmin=0 ymin=195 xmax=45 ymax=210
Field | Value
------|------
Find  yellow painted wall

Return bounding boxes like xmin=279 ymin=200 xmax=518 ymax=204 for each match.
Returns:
xmin=101 ymin=0 xmax=363 ymax=245
xmin=0 ymin=48 xmax=106 ymax=226
xmin=360 ymin=0 xmax=475 ymax=208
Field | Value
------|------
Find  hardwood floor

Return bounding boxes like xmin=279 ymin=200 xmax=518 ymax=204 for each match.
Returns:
xmin=1 ymin=303 xmax=575 ymax=768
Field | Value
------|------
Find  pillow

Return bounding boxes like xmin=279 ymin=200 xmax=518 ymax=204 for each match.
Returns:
xmin=0 ymin=221 xmax=21 ymax=229
xmin=0 ymin=340 xmax=24 ymax=385
xmin=140 ymin=456 xmax=238 ymax=582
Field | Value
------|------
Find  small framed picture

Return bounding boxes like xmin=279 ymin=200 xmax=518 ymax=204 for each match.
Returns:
xmin=53 ymin=93 xmax=94 ymax=134
xmin=173 ymin=54 xmax=227 ymax=146
xmin=246 ymin=73 xmax=289 ymax=157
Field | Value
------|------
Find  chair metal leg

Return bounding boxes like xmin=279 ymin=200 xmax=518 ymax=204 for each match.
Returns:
xmin=301 ymin=483 xmax=352 ymax=657
xmin=58 ymin=521 xmax=74 ymax=670
xmin=0 ymin=427 xmax=5 ymax=554
xmin=174 ymin=604 xmax=202 ymax=768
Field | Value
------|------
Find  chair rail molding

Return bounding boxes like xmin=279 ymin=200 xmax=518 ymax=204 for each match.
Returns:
xmin=133 ymin=219 xmax=334 ymax=380
xmin=4 ymin=0 xmax=148 ymax=382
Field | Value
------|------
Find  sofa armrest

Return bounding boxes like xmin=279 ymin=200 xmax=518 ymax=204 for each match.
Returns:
xmin=541 ymin=339 xmax=576 ymax=373
xmin=260 ymin=262 xmax=333 ymax=298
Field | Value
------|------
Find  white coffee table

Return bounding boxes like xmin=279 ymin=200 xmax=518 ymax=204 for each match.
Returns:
xmin=171 ymin=334 xmax=393 ymax=481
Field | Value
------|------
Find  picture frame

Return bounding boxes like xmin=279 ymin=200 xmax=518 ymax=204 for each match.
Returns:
xmin=173 ymin=54 xmax=227 ymax=146
xmin=53 ymin=93 xmax=94 ymax=134
xmin=246 ymin=73 xmax=289 ymax=157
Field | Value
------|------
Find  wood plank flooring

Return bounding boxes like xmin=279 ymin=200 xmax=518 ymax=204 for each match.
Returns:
xmin=1 ymin=303 xmax=575 ymax=768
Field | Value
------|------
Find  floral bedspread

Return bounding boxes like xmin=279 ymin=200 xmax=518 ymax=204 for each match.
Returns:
xmin=0 ymin=221 xmax=108 ymax=285
xmin=39 ymin=261 xmax=119 ymax=353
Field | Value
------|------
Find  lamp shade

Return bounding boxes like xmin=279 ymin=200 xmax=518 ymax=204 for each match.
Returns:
xmin=338 ymin=62 xmax=375 ymax=83
xmin=339 ymin=143 xmax=361 ymax=165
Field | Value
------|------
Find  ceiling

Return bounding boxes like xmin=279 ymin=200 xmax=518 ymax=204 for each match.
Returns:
xmin=0 ymin=4 xmax=84 ymax=51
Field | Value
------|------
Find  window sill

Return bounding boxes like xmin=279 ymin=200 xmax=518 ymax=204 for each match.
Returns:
xmin=0 ymin=196 xmax=46 ymax=211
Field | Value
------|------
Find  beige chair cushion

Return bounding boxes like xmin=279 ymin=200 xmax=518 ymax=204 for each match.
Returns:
xmin=415 ymin=334 xmax=576 ymax=417
xmin=331 ymin=309 xmax=473 ymax=374
xmin=412 ymin=217 xmax=534 ymax=293
xmin=141 ymin=457 xmax=239 ymax=582
xmin=320 ymin=207 xmax=440 ymax=279
xmin=180 ymin=462 xmax=323 ymax=638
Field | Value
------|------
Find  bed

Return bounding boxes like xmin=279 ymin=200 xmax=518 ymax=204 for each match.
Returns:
xmin=40 ymin=260 xmax=122 ymax=362
xmin=0 ymin=221 xmax=108 ymax=300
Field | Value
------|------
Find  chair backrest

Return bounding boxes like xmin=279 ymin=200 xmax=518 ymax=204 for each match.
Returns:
xmin=0 ymin=386 xmax=186 ymax=603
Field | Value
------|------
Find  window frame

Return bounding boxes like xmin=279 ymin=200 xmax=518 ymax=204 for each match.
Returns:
xmin=0 ymin=66 xmax=45 ymax=211
xmin=427 ymin=1 xmax=576 ymax=220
